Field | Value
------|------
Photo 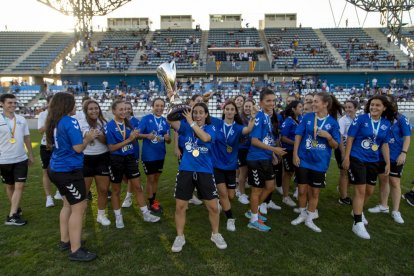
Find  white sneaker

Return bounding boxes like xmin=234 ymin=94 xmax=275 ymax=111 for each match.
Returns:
xmin=235 ymin=189 xmax=241 ymax=198
xmin=351 ymin=210 xmax=368 ymax=225
xmin=115 ymin=214 xmax=124 ymax=229
xmin=46 ymin=196 xmax=54 ymax=208
xmin=226 ymin=218 xmax=236 ymax=232
xmin=238 ymin=194 xmax=249 ymax=205
xmin=54 ymin=191 xmax=62 ymax=200
xmin=189 ymin=195 xmax=203 ymax=205
xmin=275 ymin=186 xmax=283 ymax=195
xmin=143 ymin=211 xmax=161 ymax=223
xmin=305 ymin=212 xmax=321 ymax=232
xmin=97 ymin=215 xmax=111 ymax=226
xmin=171 ymin=235 xmax=186 ymax=253
xmin=282 ymin=196 xmax=296 ymax=207
xmin=391 ymin=211 xmax=404 ymax=224
xmin=122 ymin=196 xmax=132 ymax=208
xmin=368 ymin=204 xmax=389 ymax=214
xmin=293 ymin=207 xmax=301 ymax=214
xmin=293 ymin=187 xmax=298 ymax=200
xmin=267 ymin=200 xmax=282 ymax=210
xmin=259 ymin=203 xmax=268 ymax=215
xmin=352 ymin=222 xmax=370 ymax=239
xmin=291 ymin=211 xmax=307 ymax=225
xmin=210 ymin=233 xmax=227 ymax=249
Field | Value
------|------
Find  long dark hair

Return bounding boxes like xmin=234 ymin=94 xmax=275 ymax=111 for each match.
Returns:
xmin=240 ymin=99 xmax=255 ymax=125
xmin=221 ymin=100 xmax=243 ymax=125
xmin=112 ymin=100 xmax=133 ymax=129
xmin=124 ymin=101 xmax=135 ymax=117
xmin=364 ymin=95 xmax=396 ymax=122
xmin=193 ymin=102 xmax=211 ymax=125
xmin=83 ymin=99 xmax=107 ymax=129
xmin=315 ymin=92 xmax=343 ymax=120
xmin=45 ymin=92 xmax=76 ymax=147
xmin=284 ymin=100 xmax=302 ymax=123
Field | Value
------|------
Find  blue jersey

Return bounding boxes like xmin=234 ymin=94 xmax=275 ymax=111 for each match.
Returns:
xmin=347 ymin=113 xmax=391 ymax=163
xmin=211 ymin=119 xmax=244 ymax=170
xmin=178 ymin=122 xmax=216 ymax=173
xmin=129 ymin=116 xmax=140 ymax=159
xmin=177 ymin=119 xmax=187 ymax=149
xmin=50 ymin=116 xmax=83 ymax=172
xmin=247 ymin=111 xmax=275 ymax=161
xmin=239 ymin=116 xmax=251 ymax=150
xmin=281 ymin=116 xmax=298 ymax=150
xmin=105 ymin=119 xmax=135 ymax=156
xmin=388 ymin=114 xmax=410 ymax=162
xmin=295 ymin=112 xmax=340 ymax=172
xmin=138 ymin=114 xmax=170 ymax=161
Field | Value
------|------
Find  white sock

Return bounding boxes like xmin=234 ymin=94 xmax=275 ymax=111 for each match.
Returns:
xmin=306 ymin=210 xmax=315 ymax=220
xmin=250 ymin=212 xmax=259 ymax=223
xmin=98 ymin=209 xmax=105 ymax=216
xmin=47 ymin=195 xmax=52 ymax=199
xmin=114 ymin=209 xmax=121 ymax=216
xmin=126 ymin=192 xmax=133 ymax=198
xmin=140 ymin=206 xmax=149 ymax=214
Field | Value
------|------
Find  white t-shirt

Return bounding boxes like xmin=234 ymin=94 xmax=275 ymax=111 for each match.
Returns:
xmin=38 ymin=110 xmax=48 ymax=145
xmin=338 ymin=115 xmax=353 ymax=142
xmin=78 ymin=118 xmax=109 ymax=155
xmin=0 ymin=114 xmax=30 ymax=164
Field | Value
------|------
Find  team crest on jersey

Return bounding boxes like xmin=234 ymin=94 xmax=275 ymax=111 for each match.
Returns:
xmin=307 ymin=120 xmax=311 ymax=125
xmin=380 ymin=125 xmax=388 ymax=131
xmin=324 ymin=123 xmax=331 ymax=130
xmin=388 ymin=138 xmax=395 ymax=144
xmin=361 ymin=138 xmax=373 ymax=149
xmin=364 ymin=123 xmax=368 ymax=127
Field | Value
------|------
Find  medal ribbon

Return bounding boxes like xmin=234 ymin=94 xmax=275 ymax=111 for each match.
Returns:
xmin=223 ymin=122 xmax=235 ymax=145
xmin=153 ymin=114 xmax=163 ymax=133
xmin=370 ymin=115 xmax=381 ymax=144
xmin=115 ymin=120 xmax=126 ymax=141
xmin=2 ymin=113 xmax=16 ymax=138
xmin=313 ymin=114 xmax=328 ymax=141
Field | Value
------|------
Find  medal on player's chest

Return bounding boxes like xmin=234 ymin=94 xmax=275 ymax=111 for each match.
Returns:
xmin=370 ymin=115 xmax=381 ymax=152
xmin=192 ymin=149 xmax=200 ymax=157
xmin=223 ymin=122 xmax=234 ymax=154
xmin=226 ymin=145 xmax=233 ymax=153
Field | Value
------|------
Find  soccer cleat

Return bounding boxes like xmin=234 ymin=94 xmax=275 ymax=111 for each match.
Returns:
xmin=171 ymin=235 xmax=186 ymax=253
xmin=244 ymin=210 xmax=267 ymax=222
xmin=267 ymin=200 xmax=282 ymax=210
xmin=115 ymin=214 xmax=124 ymax=229
xmin=226 ymin=218 xmax=236 ymax=232
xmin=282 ymin=196 xmax=296 ymax=207
xmin=46 ymin=196 xmax=55 ymax=208
xmin=68 ymin=247 xmax=97 ymax=262
xmin=149 ymin=200 xmax=163 ymax=214
xmin=259 ymin=203 xmax=268 ymax=215
xmin=121 ymin=196 xmax=132 ymax=208
xmin=97 ymin=215 xmax=111 ymax=226
xmin=54 ymin=191 xmax=62 ymax=200
xmin=275 ymin=186 xmax=283 ymax=195
xmin=189 ymin=195 xmax=203 ymax=205
xmin=338 ymin=197 xmax=352 ymax=205
xmin=402 ymin=191 xmax=414 ymax=207
xmin=238 ymin=194 xmax=249 ymax=205
xmin=143 ymin=211 xmax=161 ymax=223
xmin=352 ymin=222 xmax=370 ymax=239
xmin=391 ymin=211 xmax=404 ymax=224
xmin=247 ymin=220 xmax=271 ymax=232
xmin=5 ymin=214 xmax=27 ymax=226
xmin=368 ymin=204 xmax=389 ymax=214
xmin=210 ymin=233 xmax=227 ymax=249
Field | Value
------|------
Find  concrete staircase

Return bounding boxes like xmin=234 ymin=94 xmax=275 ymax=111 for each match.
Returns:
xmin=364 ymin=28 xmax=410 ymax=63
xmin=130 ymin=31 xmax=154 ymax=70
xmin=199 ymin=30 xmax=209 ymax=66
xmin=259 ymin=30 xmax=273 ymax=64
xmin=314 ymin=29 xmax=346 ymax=68
xmin=3 ymin=32 xmax=53 ymax=72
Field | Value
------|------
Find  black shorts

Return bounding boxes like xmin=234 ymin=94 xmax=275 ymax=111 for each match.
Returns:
xmin=142 ymin=159 xmax=165 ymax=175
xmin=389 ymin=162 xmax=404 ymax=178
xmin=48 ymin=168 xmax=85 ymax=205
xmin=83 ymin=152 xmax=110 ymax=177
xmin=109 ymin=154 xmax=140 ymax=183
xmin=282 ymin=150 xmax=295 ymax=172
xmin=0 ymin=160 xmax=28 ymax=185
xmin=174 ymin=171 xmax=218 ymax=201
xmin=40 ymin=145 xmax=52 ymax=170
xmin=295 ymin=167 xmax=326 ymax=188
xmin=247 ymin=159 xmax=275 ymax=188
xmin=238 ymin=148 xmax=249 ymax=167
xmin=213 ymin=168 xmax=236 ymax=189
xmin=334 ymin=148 xmax=343 ymax=169
xmin=348 ymin=157 xmax=385 ymax=185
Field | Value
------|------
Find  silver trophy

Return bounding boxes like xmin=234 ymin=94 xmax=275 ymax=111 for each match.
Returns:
xmin=156 ymin=61 xmax=191 ymax=121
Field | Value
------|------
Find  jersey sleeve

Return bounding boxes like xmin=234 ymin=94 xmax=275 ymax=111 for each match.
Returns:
xmin=400 ymin=115 xmax=411 ymax=137
xmin=250 ymin=114 xmax=263 ymax=139
xmin=22 ymin=117 xmax=30 ymax=136
xmin=281 ymin=119 xmax=292 ymax=137
xmin=104 ymin=123 xmax=117 ymax=145
xmin=37 ymin=112 xmax=45 ymax=129
xmin=347 ymin=115 xmax=361 ymax=138
xmin=138 ymin=116 xmax=148 ymax=134
xmin=295 ymin=114 xmax=308 ymax=137
xmin=338 ymin=117 xmax=346 ymax=136
xmin=66 ymin=118 xmax=83 ymax=146
xmin=206 ymin=124 xmax=216 ymax=142
xmin=178 ymin=120 xmax=190 ymax=136
xmin=331 ymin=120 xmax=341 ymax=144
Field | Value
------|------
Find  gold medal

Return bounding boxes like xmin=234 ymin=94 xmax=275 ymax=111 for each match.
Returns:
xmin=226 ymin=145 xmax=233 ymax=153
xmin=192 ymin=149 xmax=200 ymax=157
xmin=371 ymin=144 xmax=379 ymax=151
xmin=9 ymin=138 xmax=16 ymax=144
xmin=312 ymin=140 xmax=318 ymax=147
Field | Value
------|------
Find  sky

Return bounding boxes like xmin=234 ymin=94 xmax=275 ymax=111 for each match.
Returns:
xmin=0 ymin=0 xmax=412 ymax=32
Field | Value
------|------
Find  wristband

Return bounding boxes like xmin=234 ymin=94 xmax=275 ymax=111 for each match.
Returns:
xmin=401 ymin=150 xmax=407 ymax=154
xmin=190 ymin=122 xmax=196 ymax=128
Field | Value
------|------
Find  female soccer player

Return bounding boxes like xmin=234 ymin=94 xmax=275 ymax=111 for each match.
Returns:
xmin=246 ymin=88 xmax=286 ymax=232
xmin=46 ymin=92 xmax=97 ymax=261
xmin=280 ymin=100 xmax=303 ymax=207
xmin=292 ymin=92 xmax=342 ymax=233
xmin=168 ymin=103 xmax=227 ymax=252
xmin=105 ymin=100 xmax=160 ymax=229
xmin=237 ymin=99 xmax=255 ymax=204
xmin=211 ymin=100 xmax=256 ymax=232
xmin=138 ymin=98 xmax=171 ymax=213
xmin=234 ymin=95 xmax=245 ymax=113
xmin=336 ymin=100 xmax=358 ymax=205
xmin=342 ymin=95 xmax=395 ymax=239
xmin=79 ymin=100 xmax=111 ymax=226
xmin=368 ymin=95 xmax=410 ymax=224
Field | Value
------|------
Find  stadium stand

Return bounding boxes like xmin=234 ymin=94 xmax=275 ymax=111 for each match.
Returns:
xmin=208 ymin=28 xmax=262 ymax=48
